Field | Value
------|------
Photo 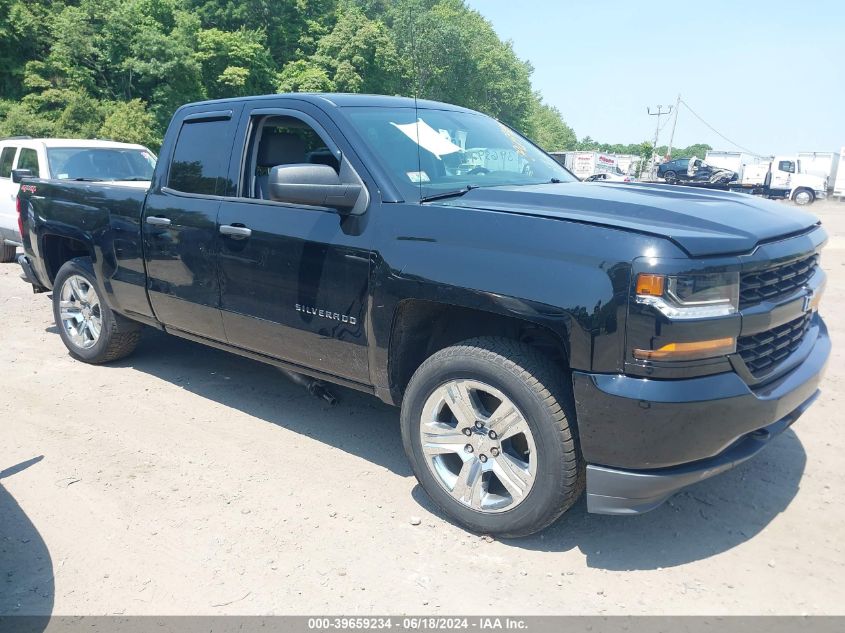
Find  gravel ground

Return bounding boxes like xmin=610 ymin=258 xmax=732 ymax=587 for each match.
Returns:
xmin=1 ymin=199 xmax=844 ymax=616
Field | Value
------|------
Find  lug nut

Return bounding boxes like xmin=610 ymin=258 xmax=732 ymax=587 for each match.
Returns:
xmin=464 ymin=444 xmax=474 ymax=453
xmin=488 ymin=430 xmax=498 ymax=440
xmin=479 ymin=454 xmax=488 ymax=463
xmin=491 ymin=447 xmax=500 ymax=457
xmin=463 ymin=427 xmax=472 ymax=437
xmin=474 ymin=421 xmax=484 ymax=429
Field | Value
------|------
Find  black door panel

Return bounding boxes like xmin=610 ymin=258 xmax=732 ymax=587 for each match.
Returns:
xmin=143 ymin=193 xmax=225 ymax=339
xmin=142 ymin=108 xmax=241 ymax=341
xmin=217 ymin=201 xmax=371 ymax=382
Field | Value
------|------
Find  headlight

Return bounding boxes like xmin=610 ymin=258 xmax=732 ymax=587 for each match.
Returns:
xmin=635 ymin=272 xmax=739 ymax=319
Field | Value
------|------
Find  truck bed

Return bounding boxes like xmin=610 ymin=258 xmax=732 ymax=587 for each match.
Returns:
xmin=19 ymin=179 xmax=153 ymax=318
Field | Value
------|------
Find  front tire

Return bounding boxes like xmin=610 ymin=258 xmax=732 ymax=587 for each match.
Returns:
xmin=792 ymin=188 xmax=815 ymax=205
xmin=400 ymin=337 xmax=583 ymax=537
xmin=52 ymin=257 xmax=141 ymax=363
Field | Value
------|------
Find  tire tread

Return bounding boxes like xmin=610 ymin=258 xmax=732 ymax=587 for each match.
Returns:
xmin=404 ymin=336 xmax=584 ymax=537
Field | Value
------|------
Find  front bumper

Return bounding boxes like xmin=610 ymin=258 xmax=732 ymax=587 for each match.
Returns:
xmin=574 ymin=317 xmax=829 ymax=515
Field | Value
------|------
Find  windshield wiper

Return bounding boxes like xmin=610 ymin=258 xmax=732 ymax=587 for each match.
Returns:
xmin=117 ymin=177 xmax=151 ymax=181
xmin=419 ymin=185 xmax=479 ymax=203
xmin=71 ymin=177 xmax=103 ymax=182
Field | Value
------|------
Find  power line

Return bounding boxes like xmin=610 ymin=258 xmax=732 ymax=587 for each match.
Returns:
xmin=679 ymin=99 xmax=764 ymax=157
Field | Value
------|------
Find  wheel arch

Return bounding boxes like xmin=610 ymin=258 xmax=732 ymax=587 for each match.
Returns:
xmin=385 ymin=298 xmax=572 ymax=405
xmin=41 ymin=233 xmax=95 ymax=285
xmin=791 ymin=186 xmax=815 ymax=204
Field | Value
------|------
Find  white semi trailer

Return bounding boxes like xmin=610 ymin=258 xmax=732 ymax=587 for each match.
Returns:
xmin=834 ymin=147 xmax=845 ymax=198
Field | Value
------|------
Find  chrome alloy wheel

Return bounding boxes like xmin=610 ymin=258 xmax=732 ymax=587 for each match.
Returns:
xmin=59 ymin=275 xmax=102 ymax=350
xmin=419 ymin=380 xmax=537 ymax=513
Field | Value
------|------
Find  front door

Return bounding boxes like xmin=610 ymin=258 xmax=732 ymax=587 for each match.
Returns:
xmin=0 ymin=145 xmax=20 ymax=239
xmin=143 ymin=108 xmax=241 ymax=341
xmin=216 ymin=104 xmax=373 ymax=384
xmin=769 ymin=158 xmax=795 ymax=191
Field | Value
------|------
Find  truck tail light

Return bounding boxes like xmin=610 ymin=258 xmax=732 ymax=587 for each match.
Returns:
xmin=16 ymin=195 xmax=23 ymax=237
xmin=633 ymin=337 xmax=737 ymax=361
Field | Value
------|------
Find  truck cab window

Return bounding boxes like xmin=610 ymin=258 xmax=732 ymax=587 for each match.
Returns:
xmin=168 ymin=119 xmax=233 ymax=195
xmin=247 ymin=115 xmax=339 ymax=200
xmin=0 ymin=147 xmax=17 ymax=178
xmin=778 ymin=160 xmax=796 ymax=174
xmin=16 ymin=148 xmax=40 ymax=177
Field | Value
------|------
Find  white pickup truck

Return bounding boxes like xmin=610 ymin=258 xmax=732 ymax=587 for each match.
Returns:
xmin=0 ymin=137 xmax=156 ymax=262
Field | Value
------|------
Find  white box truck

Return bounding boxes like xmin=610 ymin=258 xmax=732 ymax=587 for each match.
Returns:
xmin=550 ymin=151 xmax=628 ymax=180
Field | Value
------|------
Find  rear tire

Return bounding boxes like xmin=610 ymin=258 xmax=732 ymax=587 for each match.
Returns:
xmin=792 ymin=188 xmax=815 ymax=205
xmin=400 ymin=337 xmax=583 ymax=537
xmin=663 ymin=170 xmax=677 ymax=184
xmin=52 ymin=257 xmax=141 ymax=364
xmin=0 ymin=243 xmax=16 ymax=263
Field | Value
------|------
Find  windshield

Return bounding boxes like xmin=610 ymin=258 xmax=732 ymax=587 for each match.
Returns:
xmin=47 ymin=147 xmax=157 ymax=181
xmin=343 ymin=106 xmax=576 ymax=200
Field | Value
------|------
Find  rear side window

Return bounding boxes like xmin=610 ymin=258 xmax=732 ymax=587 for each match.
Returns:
xmin=0 ymin=146 xmax=17 ymax=178
xmin=168 ymin=119 xmax=232 ymax=195
xmin=16 ymin=148 xmax=40 ymax=177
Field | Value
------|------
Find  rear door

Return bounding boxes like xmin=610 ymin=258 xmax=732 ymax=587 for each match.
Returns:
xmin=215 ymin=100 xmax=374 ymax=384
xmin=142 ymin=107 xmax=242 ymax=341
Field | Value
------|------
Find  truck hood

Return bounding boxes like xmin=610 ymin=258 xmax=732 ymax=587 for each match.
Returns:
xmin=440 ymin=182 xmax=820 ymax=257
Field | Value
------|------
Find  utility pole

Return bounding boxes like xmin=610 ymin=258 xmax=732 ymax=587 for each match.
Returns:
xmin=647 ymin=104 xmax=673 ymax=180
xmin=666 ymin=94 xmax=681 ymax=160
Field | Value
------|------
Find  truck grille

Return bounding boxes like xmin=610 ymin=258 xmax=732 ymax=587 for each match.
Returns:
xmin=739 ymin=255 xmax=818 ymax=308
xmin=737 ymin=313 xmax=812 ymax=377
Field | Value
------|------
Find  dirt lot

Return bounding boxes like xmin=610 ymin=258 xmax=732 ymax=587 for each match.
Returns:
xmin=1 ymin=199 xmax=844 ymax=616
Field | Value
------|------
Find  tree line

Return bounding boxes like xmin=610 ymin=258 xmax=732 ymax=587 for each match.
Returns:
xmin=0 ymin=0 xmax=708 ymax=160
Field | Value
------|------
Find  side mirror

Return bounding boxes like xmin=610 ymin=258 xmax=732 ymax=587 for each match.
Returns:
xmin=11 ymin=169 xmax=34 ymax=184
xmin=269 ymin=164 xmax=362 ymax=212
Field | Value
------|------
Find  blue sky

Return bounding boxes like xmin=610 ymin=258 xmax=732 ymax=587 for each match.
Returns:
xmin=465 ymin=0 xmax=843 ymax=154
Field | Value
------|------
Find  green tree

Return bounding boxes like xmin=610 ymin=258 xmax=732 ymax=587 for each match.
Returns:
xmin=278 ymin=3 xmax=403 ymax=95
xmin=387 ymin=0 xmax=534 ymax=130
xmin=0 ymin=0 xmax=584 ymax=157
xmin=195 ymin=28 xmax=275 ymax=98
xmin=99 ymin=99 xmax=161 ymax=147
xmin=526 ymin=95 xmax=576 ymax=151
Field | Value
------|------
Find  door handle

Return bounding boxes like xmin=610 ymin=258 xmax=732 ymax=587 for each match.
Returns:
xmin=219 ymin=224 xmax=252 ymax=239
xmin=146 ymin=216 xmax=172 ymax=226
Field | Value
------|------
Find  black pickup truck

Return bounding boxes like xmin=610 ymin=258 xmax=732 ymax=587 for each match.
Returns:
xmin=16 ymin=94 xmax=829 ymax=536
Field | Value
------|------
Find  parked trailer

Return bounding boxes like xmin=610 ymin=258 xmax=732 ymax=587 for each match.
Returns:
xmin=549 ymin=151 xmax=639 ymax=180
xmin=835 ymin=147 xmax=845 ymax=198
xmin=704 ymin=150 xmax=772 ymax=185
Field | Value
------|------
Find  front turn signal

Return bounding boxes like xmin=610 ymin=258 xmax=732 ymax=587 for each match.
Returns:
xmin=636 ymin=273 xmax=665 ymax=296
xmin=633 ymin=337 xmax=737 ymax=362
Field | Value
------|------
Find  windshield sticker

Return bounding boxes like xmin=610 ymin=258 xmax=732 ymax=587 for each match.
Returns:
xmin=391 ymin=119 xmax=462 ymax=158
xmin=406 ymin=171 xmax=431 ymax=183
